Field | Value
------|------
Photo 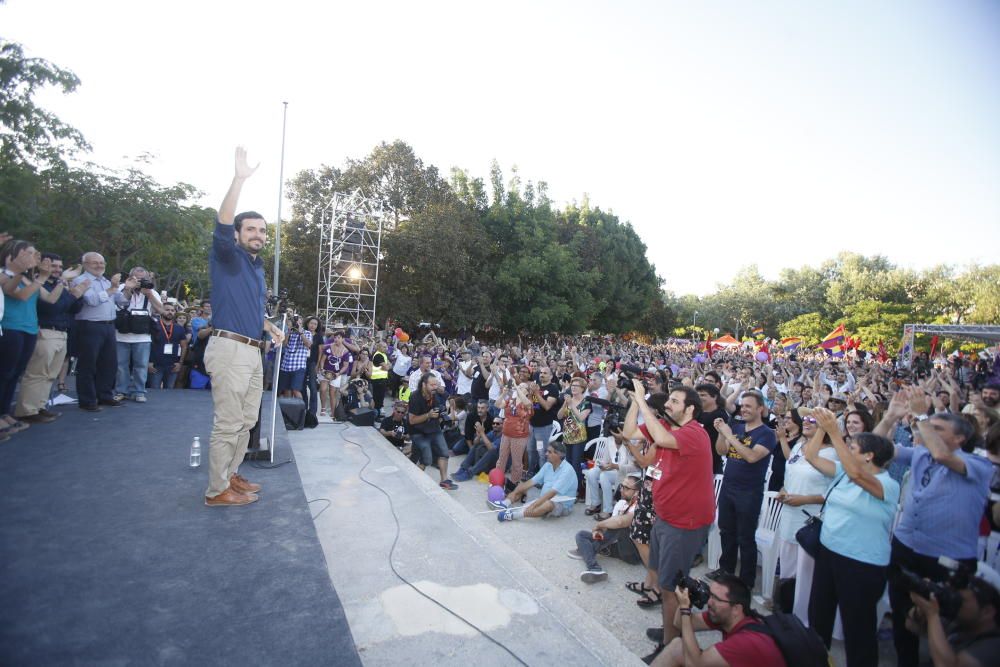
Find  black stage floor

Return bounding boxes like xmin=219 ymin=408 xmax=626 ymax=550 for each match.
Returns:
xmin=0 ymin=389 xmax=360 ymax=666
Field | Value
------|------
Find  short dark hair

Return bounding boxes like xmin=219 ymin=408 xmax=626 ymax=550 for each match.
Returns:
xmin=930 ymin=413 xmax=980 ymax=453
xmin=233 ymin=211 xmax=266 ymax=232
xmin=704 ymin=371 xmax=722 ymax=385
xmin=695 ymin=383 xmax=720 ymax=399
xmin=672 ymin=386 xmax=703 ymax=420
xmin=741 ymin=390 xmax=765 ymax=409
xmin=714 ymin=573 xmax=752 ymax=615
xmin=41 ymin=252 xmax=62 ymax=262
xmin=0 ymin=239 xmax=34 ymax=274
xmin=854 ymin=432 xmax=895 ymax=467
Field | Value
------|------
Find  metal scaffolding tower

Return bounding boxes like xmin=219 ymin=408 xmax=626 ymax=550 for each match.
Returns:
xmin=899 ymin=323 xmax=1000 ymax=367
xmin=316 ymin=190 xmax=385 ymax=336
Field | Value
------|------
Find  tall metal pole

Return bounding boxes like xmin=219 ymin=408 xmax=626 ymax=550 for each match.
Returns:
xmin=273 ymin=101 xmax=288 ymax=295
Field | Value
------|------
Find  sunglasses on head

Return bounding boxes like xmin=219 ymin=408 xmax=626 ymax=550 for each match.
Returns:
xmin=804 ymin=416 xmax=817 ymax=424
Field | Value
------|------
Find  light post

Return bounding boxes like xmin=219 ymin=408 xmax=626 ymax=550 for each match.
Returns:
xmin=692 ymin=311 xmax=699 ymax=342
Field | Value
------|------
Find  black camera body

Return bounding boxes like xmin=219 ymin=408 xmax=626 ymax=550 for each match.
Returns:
xmin=138 ymin=278 xmax=154 ymax=290
xmin=617 ymin=363 xmax=647 ymax=391
xmin=892 ymin=563 xmax=973 ymax=619
xmin=673 ymin=570 xmax=711 ymax=609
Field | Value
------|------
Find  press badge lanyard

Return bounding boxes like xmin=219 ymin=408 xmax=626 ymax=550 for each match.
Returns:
xmin=160 ymin=319 xmax=175 ymax=355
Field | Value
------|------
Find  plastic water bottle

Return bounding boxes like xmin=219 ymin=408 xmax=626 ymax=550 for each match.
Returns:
xmin=189 ymin=436 xmax=202 ymax=468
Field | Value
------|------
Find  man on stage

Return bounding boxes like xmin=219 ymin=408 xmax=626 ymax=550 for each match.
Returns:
xmin=204 ymin=147 xmax=284 ymax=507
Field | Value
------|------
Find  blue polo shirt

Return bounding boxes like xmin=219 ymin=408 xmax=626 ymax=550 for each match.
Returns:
xmin=530 ymin=460 xmax=578 ymax=511
xmin=893 ymin=445 xmax=991 ymax=560
xmin=209 ymin=219 xmax=266 ymax=339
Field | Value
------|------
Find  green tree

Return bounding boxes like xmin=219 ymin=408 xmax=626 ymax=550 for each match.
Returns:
xmin=841 ymin=300 xmax=911 ymax=353
xmin=0 ymin=39 xmax=89 ymax=168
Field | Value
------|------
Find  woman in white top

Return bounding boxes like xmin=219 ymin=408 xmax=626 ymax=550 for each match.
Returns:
xmin=389 ymin=342 xmax=412 ymax=399
xmin=776 ymin=408 xmax=839 ymax=626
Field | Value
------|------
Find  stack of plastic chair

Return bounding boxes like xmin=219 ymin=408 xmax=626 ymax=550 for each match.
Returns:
xmin=706 ymin=474 xmax=725 ymax=570
xmin=754 ymin=490 xmax=784 ymax=601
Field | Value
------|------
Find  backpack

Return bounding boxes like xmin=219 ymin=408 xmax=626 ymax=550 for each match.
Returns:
xmin=742 ymin=612 xmax=831 ymax=667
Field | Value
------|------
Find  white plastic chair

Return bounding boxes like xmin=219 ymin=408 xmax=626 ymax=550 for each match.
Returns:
xmin=584 ymin=436 xmax=612 ymax=465
xmin=754 ymin=491 xmax=784 ymax=601
xmin=706 ymin=474 xmax=725 ymax=570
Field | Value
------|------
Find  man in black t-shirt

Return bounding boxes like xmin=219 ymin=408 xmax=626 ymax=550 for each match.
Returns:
xmin=528 ymin=367 xmax=561 ymax=475
xmin=696 ymin=383 xmax=728 ymax=475
xmin=378 ymin=400 xmax=409 ymax=450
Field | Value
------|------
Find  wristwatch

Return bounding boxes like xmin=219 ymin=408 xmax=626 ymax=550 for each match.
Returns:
xmin=912 ymin=414 xmax=929 ymax=422
xmin=2 ymin=269 xmax=15 ymax=278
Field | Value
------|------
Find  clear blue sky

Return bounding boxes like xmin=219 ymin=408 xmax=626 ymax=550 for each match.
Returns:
xmin=5 ymin=0 xmax=999 ymax=295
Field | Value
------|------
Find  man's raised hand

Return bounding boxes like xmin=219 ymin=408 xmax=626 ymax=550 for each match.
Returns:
xmin=235 ymin=146 xmax=259 ymax=180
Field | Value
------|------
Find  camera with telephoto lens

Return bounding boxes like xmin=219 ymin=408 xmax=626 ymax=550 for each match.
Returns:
xmin=673 ymin=571 xmax=711 ymax=609
xmin=617 ymin=363 xmax=646 ymax=391
xmin=891 ymin=558 xmax=975 ymax=619
xmin=138 ymin=278 xmax=154 ymax=290
xmin=589 ymin=395 xmax=627 ymax=437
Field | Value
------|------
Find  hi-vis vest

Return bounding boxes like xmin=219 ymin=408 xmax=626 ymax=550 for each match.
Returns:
xmin=371 ymin=352 xmax=389 ymax=380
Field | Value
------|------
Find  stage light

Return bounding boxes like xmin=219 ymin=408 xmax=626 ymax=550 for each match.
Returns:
xmin=348 ymin=265 xmax=363 ymax=281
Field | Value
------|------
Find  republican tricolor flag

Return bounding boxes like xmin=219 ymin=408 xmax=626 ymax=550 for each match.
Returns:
xmin=820 ymin=324 xmax=846 ymax=358
xmin=781 ymin=337 xmax=803 ymax=352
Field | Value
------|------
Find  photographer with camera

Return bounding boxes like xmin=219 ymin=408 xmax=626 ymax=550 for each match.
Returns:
xmin=905 ymin=571 xmax=1000 ymax=667
xmin=408 ymin=373 xmax=458 ymax=491
xmin=277 ymin=311 xmax=313 ymax=400
xmin=378 ymin=401 xmax=410 ymax=450
xmin=875 ymin=387 xmax=992 ymax=667
xmin=625 ymin=381 xmax=715 ymax=662
xmin=114 ymin=266 xmax=164 ymax=404
xmin=650 ymin=572 xmax=786 ymax=666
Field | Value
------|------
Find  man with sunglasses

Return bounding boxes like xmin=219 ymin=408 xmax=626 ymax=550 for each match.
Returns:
xmin=651 ymin=573 xmax=785 ymax=666
xmin=378 ymin=401 xmax=410 ymax=450
xmin=569 ymin=472 xmax=642 ymax=583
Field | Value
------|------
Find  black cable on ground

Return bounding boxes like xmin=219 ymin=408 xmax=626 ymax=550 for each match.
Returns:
xmin=331 ymin=423 xmax=530 ymax=667
xmin=308 ymin=497 xmax=332 ymax=521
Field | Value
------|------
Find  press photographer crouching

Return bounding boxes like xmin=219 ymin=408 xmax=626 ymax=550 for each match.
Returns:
xmin=651 ymin=572 xmax=786 ymax=666
xmin=903 ymin=562 xmax=1000 ymax=667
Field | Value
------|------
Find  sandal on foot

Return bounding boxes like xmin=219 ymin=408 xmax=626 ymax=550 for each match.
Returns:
xmin=636 ymin=589 xmax=663 ymax=608
xmin=584 ymin=506 xmax=601 ymax=516
xmin=626 ymin=581 xmax=652 ymax=594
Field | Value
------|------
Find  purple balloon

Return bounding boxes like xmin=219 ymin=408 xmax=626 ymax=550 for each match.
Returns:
xmin=693 ymin=354 xmax=706 ymax=364
xmin=755 ymin=351 xmax=769 ymax=362
xmin=487 ymin=485 xmax=505 ymax=502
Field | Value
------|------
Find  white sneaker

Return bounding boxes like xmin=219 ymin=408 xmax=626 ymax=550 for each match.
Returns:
xmin=566 ymin=549 xmax=583 ymax=560
xmin=134 ymin=395 xmax=147 ymax=403
xmin=580 ymin=569 xmax=608 ymax=584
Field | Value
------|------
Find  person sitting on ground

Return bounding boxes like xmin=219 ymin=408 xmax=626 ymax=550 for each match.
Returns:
xmin=650 ymin=573 xmax=787 ymax=666
xmin=569 ymin=472 xmax=642 ymax=584
xmin=493 ymin=441 xmax=577 ymax=522
xmin=344 ymin=377 xmax=373 ymax=415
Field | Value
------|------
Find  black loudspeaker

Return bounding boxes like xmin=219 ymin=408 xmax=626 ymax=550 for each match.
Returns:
xmin=348 ymin=409 xmax=376 ymax=427
xmin=278 ymin=397 xmax=306 ymax=431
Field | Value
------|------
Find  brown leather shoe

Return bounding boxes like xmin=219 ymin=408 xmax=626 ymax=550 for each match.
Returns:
xmin=204 ymin=487 xmax=258 ymax=507
xmin=230 ymin=473 xmax=262 ymax=494
xmin=38 ymin=409 xmax=61 ymax=420
xmin=18 ymin=412 xmax=57 ymax=424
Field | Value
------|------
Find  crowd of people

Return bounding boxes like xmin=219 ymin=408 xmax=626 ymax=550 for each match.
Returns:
xmin=4 ymin=219 xmax=1000 ymax=666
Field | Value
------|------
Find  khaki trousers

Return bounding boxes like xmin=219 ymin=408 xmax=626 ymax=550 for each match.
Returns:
xmin=14 ymin=329 xmax=67 ymax=418
xmin=204 ymin=336 xmax=263 ymax=498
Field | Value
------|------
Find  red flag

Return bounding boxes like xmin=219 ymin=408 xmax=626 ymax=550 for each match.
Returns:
xmin=877 ymin=340 xmax=889 ymax=363
xmin=706 ymin=330 xmax=714 ymax=359
xmin=930 ymin=335 xmax=940 ymax=358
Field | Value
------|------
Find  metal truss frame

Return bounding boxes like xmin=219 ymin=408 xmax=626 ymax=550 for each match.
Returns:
xmin=315 ymin=189 xmax=385 ymax=336
xmin=899 ymin=323 xmax=1000 ymax=367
